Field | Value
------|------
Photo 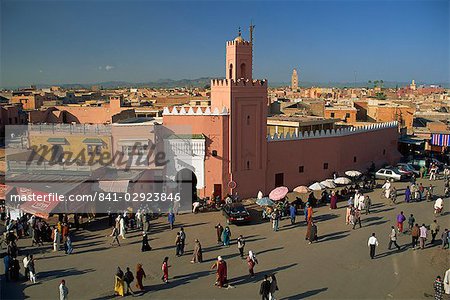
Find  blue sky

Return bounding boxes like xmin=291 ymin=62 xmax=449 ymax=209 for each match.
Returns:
xmin=1 ymin=0 xmax=449 ymax=88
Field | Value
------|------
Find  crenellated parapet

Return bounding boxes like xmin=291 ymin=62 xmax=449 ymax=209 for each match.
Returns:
xmin=226 ymin=40 xmax=251 ymax=46
xmin=211 ymin=78 xmax=267 ymax=87
xmin=162 ymin=106 xmax=229 ymax=116
xmin=267 ymin=122 xmax=398 ymax=141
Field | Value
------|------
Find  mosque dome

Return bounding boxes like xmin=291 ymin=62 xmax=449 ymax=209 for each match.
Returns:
xmin=234 ymin=35 xmax=244 ymax=43
xmin=234 ymin=28 xmax=245 ymax=43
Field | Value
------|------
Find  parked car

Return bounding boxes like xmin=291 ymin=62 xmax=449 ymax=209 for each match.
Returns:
xmin=222 ymin=203 xmax=251 ymax=224
xmin=397 ymin=163 xmax=420 ymax=176
xmin=375 ymin=168 xmax=405 ymax=181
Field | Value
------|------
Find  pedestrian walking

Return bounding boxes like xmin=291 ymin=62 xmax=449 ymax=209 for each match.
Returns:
xmin=444 ymin=268 xmax=450 ymax=296
xmin=430 ymin=220 xmax=440 ymax=244
xmin=434 ymin=276 xmax=444 ymax=300
xmin=179 ymin=227 xmax=186 ymax=255
xmin=330 ymin=191 xmax=338 ymax=210
xmin=419 ymin=224 xmax=428 ymax=249
xmin=388 ymin=226 xmax=401 ymax=250
xmin=364 ymin=195 xmax=371 ymax=215
xmin=215 ymin=223 xmax=224 ymax=244
xmin=269 ymin=274 xmax=278 ymax=300
xmin=161 ymin=257 xmax=170 ymax=283
xmin=408 ymin=214 xmax=415 ymax=231
xmin=237 ymin=235 xmax=246 ymax=258
xmin=175 ymin=233 xmax=182 ymax=256
xmin=114 ymin=267 xmax=125 ymax=296
xmin=28 ymin=255 xmax=36 ymax=283
xmin=390 ymin=187 xmax=397 ymax=205
xmin=404 ymin=186 xmax=411 ymax=203
xmin=135 ymin=264 xmax=146 ymax=291
xmin=247 ymin=250 xmax=258 ymax=277
xmin=211 ymin=256 xmax=227 ymax=288
xmin=123 ymin=267 xmax=135 ymax=295
xmin=64 ymin=235 xmax=73 ymax=254
xmin=53 ymin=226 xmax=60 ymax=251
xmin=222 ymin=226 xmax=231 ymax=246
xmin=260 ymin=275 xmax=271 ymax=300
xmin=168 ymin=211 xmax=175 ymax=230
xmin=141 ymin=232 xmax=151 ymax=252
xmin=352 ymin=208 xmax=362 ymax=229
xmin=191 ymin=239 xmax=203 ymax=263
xmin=109 ymin=226 xmax=120 ymax=246
xmin=119 ymin=215 xmax=126 ymax=239
xmin=289 ymin=204 xmax=296 ymax=224
xmin=59 ymin=279 xmax=68 ymax=300
xmin=396 ymin=211 xmax=406 ymax=233
xmin=411 ymin=224 xmax=420 ymax=249
xmin=271 ymin=210 xmax=279 ymax=231
xmin=308 ymin=221 xmax=318 ymax=244
xmin=23 ymin=255 xmax=29 ymax=280
xmin=368 ymin=233 xmax=379 ymax=259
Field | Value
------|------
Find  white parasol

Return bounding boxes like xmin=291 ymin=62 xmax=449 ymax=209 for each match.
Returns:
xmin=308 ymin=182 xmax=325 ymax=191
xmin=345 ymin=170 xmax=362 ymax=177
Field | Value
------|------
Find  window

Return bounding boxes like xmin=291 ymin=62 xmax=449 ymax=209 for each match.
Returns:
xmin=386 ymin=170 xmax=392 ymax=175
xmin=323 ymin=163 xmax=329 ymax=170
xmin=229 ymin=63 xmax=233 ymax=79
xmin=247 ymin=115 xmax=250 ymax=125
xmin=196 ymin=101 xmax=201 ymax=105
xmin=298 ymin=166 xmax=304 ymax=173
xmin=246 ymin=161 xmax=250 ymax=170
xmin=275 ymin=173 xmax=284 ymax=187
xmin=346 ymin=113 xmax=350 ymax=118
xmin=383 ymin=149 xmax=386 ymax=155
xmin=353 ymin=156 xmax=357 ymax=163
xmin=240 ymin=63 xmax=246 ymax=78
xmin=330 ymin=112 xmax=335 ymax=118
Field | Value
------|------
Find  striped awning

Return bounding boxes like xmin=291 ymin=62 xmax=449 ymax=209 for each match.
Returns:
xmin=431 ymin=133 xmax=450 ymax=147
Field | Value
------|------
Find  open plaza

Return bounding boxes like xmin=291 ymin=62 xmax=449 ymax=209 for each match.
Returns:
xmin=1 ymin=175 xmax=449 ymax=299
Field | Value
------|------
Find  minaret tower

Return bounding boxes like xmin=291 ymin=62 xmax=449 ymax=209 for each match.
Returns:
xmin=211 ymin=27 xmax=268 ymax=197
xmin=291 ymin=69 xmax=298 ymax=91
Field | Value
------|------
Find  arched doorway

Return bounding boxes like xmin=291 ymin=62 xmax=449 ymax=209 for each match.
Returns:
xmin=176 ymin=168 xmax=198 ymax=205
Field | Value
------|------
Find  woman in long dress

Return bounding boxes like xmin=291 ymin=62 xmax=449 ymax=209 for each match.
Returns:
xmin=119 ymin=216 xmax=126 ymax=239
xmin=330 ymin=192 xmax=338 ymax=209
xmin=135 ymin=264 xmax=146 ymax=291
xmin=247 ymin=251 xmax=258 ymax=277
xmin=191 ymin=239 xmax=203 ymax=263
xmin=114 ymin=267 xmax=125 ymax=296
xmin=211 ymin=256 xmax=227 ymax=288
xmin=161 ymin=257 xmax=170 ymax=283
xmin=308 ymin=221 xmax=318 ymax=244
xmin=222 ymin=227 xmax=231 ymax=246
xmin=141 ymin=232 xmax=151 ymax=252
xmin=65 ymin=236 xmax=73 ymax=254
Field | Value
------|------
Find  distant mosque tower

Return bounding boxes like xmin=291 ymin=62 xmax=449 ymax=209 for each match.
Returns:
xmin=291 ymin=69 xmax=299 ymax=91
xmin=410 ymin=79 xmax=416 ymax=90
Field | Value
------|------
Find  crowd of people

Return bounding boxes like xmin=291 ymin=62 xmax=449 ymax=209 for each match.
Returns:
xmin=1 ymin=164 xmax=449 ymax=299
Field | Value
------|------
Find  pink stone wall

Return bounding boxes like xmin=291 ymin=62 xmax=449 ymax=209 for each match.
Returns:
xmin=260 ymin=126 xmax=401 ymax=195
xmin=163 ymin=114 xmax=230 ymax=198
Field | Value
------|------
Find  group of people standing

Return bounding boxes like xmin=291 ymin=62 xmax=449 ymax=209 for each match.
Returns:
xmin=114 ymin=264 xmax=147 ymax=296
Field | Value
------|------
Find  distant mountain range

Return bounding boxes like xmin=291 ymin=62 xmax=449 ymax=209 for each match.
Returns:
xmin=5 ymin=78 xmax=450 ymax=90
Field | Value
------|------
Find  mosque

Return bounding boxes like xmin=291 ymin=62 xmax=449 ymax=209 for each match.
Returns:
xmin=162 ymin=28 xmax=401 ymax=200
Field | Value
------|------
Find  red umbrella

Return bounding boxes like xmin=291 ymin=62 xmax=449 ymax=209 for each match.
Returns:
xmin=269 ymin=186 xmax=289 ymax=201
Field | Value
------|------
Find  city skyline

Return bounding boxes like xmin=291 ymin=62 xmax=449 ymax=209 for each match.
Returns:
xmin=1 ymin=0 xmax=449 ymax=88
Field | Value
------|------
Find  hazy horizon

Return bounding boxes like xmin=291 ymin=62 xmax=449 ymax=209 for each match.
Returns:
xmin=1 ymin=0 xmax=449 ymax=88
